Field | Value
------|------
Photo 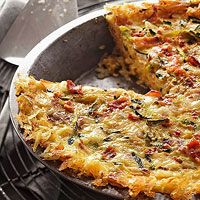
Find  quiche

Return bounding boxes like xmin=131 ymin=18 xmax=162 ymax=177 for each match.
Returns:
xmin=16 ymin=0 xmax=200 ymax=200
xmin=101 ymin=0 xmax=200 ymax=95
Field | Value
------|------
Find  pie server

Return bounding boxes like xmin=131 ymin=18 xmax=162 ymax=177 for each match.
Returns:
xmin=0 ymin=0 xmax=78 ymax=66
xmin=0 ymin=0 xmax=78 ymax=152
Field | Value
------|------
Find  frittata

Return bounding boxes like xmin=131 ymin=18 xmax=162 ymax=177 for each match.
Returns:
xmin=102 ymin=0 xmax=200 ymax=95
xmin=16 ymin=0 xmax=200 ymax=200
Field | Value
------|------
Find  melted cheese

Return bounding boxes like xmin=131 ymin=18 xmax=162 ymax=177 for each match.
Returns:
xmin=16 ymin=0 xmax=200 ymax=199
xmin=16 ymin=75 xmax=200 ymax=200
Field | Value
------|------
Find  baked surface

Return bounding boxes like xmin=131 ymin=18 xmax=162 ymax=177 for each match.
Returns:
xmin=16 ymin=75 xmax=200 ymax=200
xmin=16 ymin=0 xmax=200 ymax=199
xmin=103 ymin=0 xmax=200 ymax=94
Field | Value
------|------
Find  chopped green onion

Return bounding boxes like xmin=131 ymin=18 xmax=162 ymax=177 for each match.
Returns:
xmin=68 ymin=137 xmax=75 ymax=145
xmin=129 ymin=106 xmax=149 ymax=119
xmin=145 ymin=154 xmax=152 ymax=163
xmin=147 ymin=118 xmax=169 ymax=125
xmin=189 ymin=16 xmax=200 ymax=24
xmin=195 ymin=25 xmax=200 ymax=31
xmin=182 ymin=119 xmax=195 ymax=126
xmin=156 ymin=73 xmax=163 ymax=78
xmin=163 ymin=21 xmax=172 ymax=26
xmin=103 ymin=137 xmax=112 ymax=142
xmin=134 ymin=48 xmax=148 ymax=55
xmin=132 ymin=152 xmax=144 ymax=168
xmin=149 ymin=29 xmax=156 ymax=36
xmin=131 ymin=99 xmax=143 ymax=105
xmin=111 ymin=130 xmax=121 ymax=134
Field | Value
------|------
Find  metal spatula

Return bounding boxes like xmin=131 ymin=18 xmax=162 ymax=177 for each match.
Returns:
xmin=0 ymin=0 xmax=78 ymax=152
xmin=0 ymin=0 xmax=78 ymax=66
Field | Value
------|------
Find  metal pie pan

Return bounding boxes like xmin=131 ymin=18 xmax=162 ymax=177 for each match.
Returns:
xmin=9 ymin=6 xmax=198 ymax=200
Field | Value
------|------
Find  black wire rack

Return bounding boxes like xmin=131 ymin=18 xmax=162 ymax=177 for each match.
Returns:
xmin=0 ymin=117 xmax=117 ymax=200
xmin=0 ymin=2 xmax=120 ymax=200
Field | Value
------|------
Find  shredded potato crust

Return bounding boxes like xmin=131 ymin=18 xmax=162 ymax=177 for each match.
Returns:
xmin=16 ymin=1 xmax=200 ymax=200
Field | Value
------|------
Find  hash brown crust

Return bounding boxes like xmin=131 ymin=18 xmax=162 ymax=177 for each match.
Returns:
xmin=16 ymin=1 xmax=200 ymax=199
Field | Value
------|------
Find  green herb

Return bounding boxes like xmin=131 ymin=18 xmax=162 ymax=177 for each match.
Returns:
xmin=113 ymin=162 xmax=121 ymax=165
xmin=181 ymin=119 xmax=197 ymax=129
xmin=132 ymin=152 xmax=144 ymax=168
xmin=134 ymin=48 xmax=148 ymax=55
xmin=163 ymin=21 xmax=172 ymax=26
xmin=189 ymin=30 xmax=200 ymax=39
xmin=74 ymin=121 xmax=79 ymax=132
xmin=156 ymin=73 xmax=163 ymax=78
xmin=131 ymin=99 xmax=143 ymax=105
xmin=195 ymin=32 xmax=200 ymax=38
xmin=177 ymin=48 xmax=186 ymax=61
xmin=149 ymin=165 xmax=155 ymax=170
xmin=195 ymin=25 xmax=200 ymax=31
xmin=121 ymin=29 xmax=132 ymax=40
xmin=129 ymin=106 xmax=148 ymax=119
xmin=162 ymin=148 xmax=172 ymax=153
xmin=130 ymin=106 xmax=170 ymax=126
xmin=111 ymin=130 xmax=121 ymax=134
xmin=103 ymin=137 xmax=112 ymax=142
xmin=47 ymin=89 xmax=53 ymax=93
xmin=158 ymin=56 xmax=166 ymax=65
xmin=68 ymin=137 xmax=75 ymax=145
xmin=114 ymin=95 xmax=118 ymax=100
xmin=78 ymin=133 xmax=84 ymax=138
xmin=59 ymin=96 xmax=71 ymax=100
xmin=91 ymin=142 xmax=99 ymax=148
xmin=100 ymin=127 xmax=121 ymax=134
xmin=147 ymin=118 xmax=169 ymax=126
xmin=145 ymin=154 xmax=152 ymax=163
xmin=154 ymin=142 xmax=164 ymax=148
xmin=182 ymin=119 xmax=196 ymax=128
xmin=72 ymin=115 xmax=79 ymax=134
xmin=100 ymin=127 xmax=104 ymax=131
xmin=145 ymin=132 xmax=157 ymax=142
xmin=88 ymin=101 xmax=97 ymax=116
xmin=149 ymin=29 xmax=156 ymax=36
xmin=189 ymin=16 xmax=200 ymax=24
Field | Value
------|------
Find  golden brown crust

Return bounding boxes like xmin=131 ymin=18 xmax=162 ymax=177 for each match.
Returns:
xmin=16 ymin=75 xmax=200 ymax=200
xmin=16 ymin=1 xmax=200 ymax=200
xmin=105 ymin=0 xmax=200 ymax=94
